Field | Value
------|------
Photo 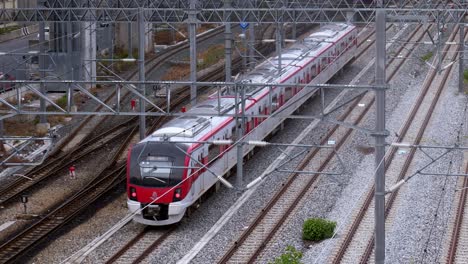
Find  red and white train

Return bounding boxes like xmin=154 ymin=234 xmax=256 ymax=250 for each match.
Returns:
xmin=127 ymin=23 xmax=358 ymax=225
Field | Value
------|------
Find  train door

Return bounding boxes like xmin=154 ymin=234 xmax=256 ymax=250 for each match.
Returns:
xmin=293 ymin=77 xmax=298 ymax=95
xmin=256 ymin=106 xmax=261 ymax=126
xmin=201 ymin=147 xmax=209 ymax=193
xmin=191 ymin=151 xmax=203 ymax=196
xmin=249 ymin=112 xmax=255 ymax=132
xmin=321 ymin=57 xmax=327 ymax=72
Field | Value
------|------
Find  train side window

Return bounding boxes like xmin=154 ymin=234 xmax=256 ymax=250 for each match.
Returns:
xmin=250 ymin=113 xmax=254 ymax=129
xmin=190 ymin=154 xmax=202 ymax=179
xmin=207 ymin=143 xmax=221 ymax=164
xmin=272 ymin=95 xmax=278 ymax=112
xmin=231 ymin=126 xmax=236 ymax=139
xmin=311 ymin=65 xmax=317 ymax=78
xmin=257 ymin=106 xmax=262 ymax=124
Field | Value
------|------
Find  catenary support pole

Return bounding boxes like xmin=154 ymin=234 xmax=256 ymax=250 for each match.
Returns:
xmin=38 ymin=11 xmax=46 ymax=124
xmin=236 ymin=83 xmax=246 ymax=187
xmin=248 ymin=24 xmax=255 ymax=69
xmin=374 ymin=1 xmax=387 ymax=264
xmin=189 ymin=0 xmax=197 ymax=106
xmin=276 ymin=23 xmax=282 ymax=75
xmin=459 ymin=17 xmax=465 ymax=93
xmin=67 ymin=21 xmax=73 ymax=80
xmin=128 ymin=22 xmax=133 ymax=57
xmin=248 ymin=1 xmax=255 ymax=70
xmin=224 ymin=0 xmax=232 ymax=84
xmin=138 ymin=7 xmax=146 ymax=140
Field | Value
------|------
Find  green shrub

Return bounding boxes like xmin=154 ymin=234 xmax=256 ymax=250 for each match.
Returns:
xmin=421 ymin=51 xmax=433 ymax=62
xmin=269 ymin=245 xmax=303 ymax=264
xmin=464 ymin=69 xmax=468 ymax=84
xmin=56 ymin=95 xmax=68 ymax=109
xmin=302 ymin=218 xmax=336 ymax=241
xmin=0 ymin=25 xmax=21 ymax=35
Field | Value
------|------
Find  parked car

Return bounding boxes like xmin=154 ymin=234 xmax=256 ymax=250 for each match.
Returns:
xmin=0 ymin=72 xmax=16 ymax=92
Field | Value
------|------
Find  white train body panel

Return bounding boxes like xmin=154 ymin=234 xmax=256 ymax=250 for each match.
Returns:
xmin=127 ymin=23 xmax=358 ymax=225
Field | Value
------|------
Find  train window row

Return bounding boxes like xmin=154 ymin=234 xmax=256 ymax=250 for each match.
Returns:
xmin=190 ymin=29 xmax=357 ymax=178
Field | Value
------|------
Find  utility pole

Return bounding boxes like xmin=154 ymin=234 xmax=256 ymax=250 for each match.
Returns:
xmin=138 ymin=7 xmax=146 ymax=140
xmin=374 ymin=1 xmax=388 ymax=264
xmin=189 ymin=0 xmax=197 ymax=106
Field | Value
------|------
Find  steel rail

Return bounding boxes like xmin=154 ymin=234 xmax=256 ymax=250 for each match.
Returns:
xmin=359 ymin=26 xmax=468 ymax=264
xmin=217 ymin=23 xmax=405 ymax=264
xmin=330 ymin=22 xmax=433 ymax=263
xmin=325 ymin=24 xmax=461 ymax=263
xmin=446 ymin=162 xmax=468 ymax=264
xmin=0 ymin=23 xmax=288 ymax=263
xmin=0 ymin=26 xmax=228 ymax=206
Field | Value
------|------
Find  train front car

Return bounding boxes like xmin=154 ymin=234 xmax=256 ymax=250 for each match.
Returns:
xmin=126 ymin=140 xmax=190 ymax=225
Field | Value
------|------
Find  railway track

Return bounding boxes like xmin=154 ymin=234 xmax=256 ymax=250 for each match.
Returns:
xmin=104 ymin=226 xmax=175 ymax=264
xmin=446 ymin=154 xmax=468 ymax=264
xmin=330 ymin=25 xmax=467 ymax=264
xmin=0 ymin=64 xmax=231 ymax=263
xmin=445 ymin=159 xmax=468 ymax=264
xmin=0 ymin=26 xmax=228 ymax=207
xmin=0 ymin=23 xmax=289 ymax=263
xmin=217 ymin=23 xmax=423 ymax=264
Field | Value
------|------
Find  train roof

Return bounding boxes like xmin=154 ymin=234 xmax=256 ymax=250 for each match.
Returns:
xmin=143 ymin=23 xmax=356 ymax=146
xmin=147 ymin=98 xmax=237 ymax=141
xmin=231 ymin=23 xmax=354 ymax=95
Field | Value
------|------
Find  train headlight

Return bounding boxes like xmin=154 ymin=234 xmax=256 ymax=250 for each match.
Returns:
xmin=173 ymin=188 xmax=182 ymax=202
xmin=129 ymin=187 xmax=138 ymax=201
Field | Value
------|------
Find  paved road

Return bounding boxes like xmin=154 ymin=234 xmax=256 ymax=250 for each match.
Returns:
xmin=0 ymin=34 xmax=37 ymax=80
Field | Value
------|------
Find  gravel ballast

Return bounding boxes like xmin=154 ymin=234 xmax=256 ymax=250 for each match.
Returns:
xmin=6 ymin=24 xmax=466 ymax=264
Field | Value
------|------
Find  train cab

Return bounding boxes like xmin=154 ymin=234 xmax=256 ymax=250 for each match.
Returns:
xmin=127 ymin=140 xmax=190 ymax=225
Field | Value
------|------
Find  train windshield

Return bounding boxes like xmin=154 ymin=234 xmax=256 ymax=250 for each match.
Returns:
xmin=139 ymin=156 xmax=173 ymax=185
xmin=129 ymin=142 xmax=186 ymax=188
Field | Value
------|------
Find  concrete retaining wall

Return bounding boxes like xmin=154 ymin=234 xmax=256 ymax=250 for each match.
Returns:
xmin=0 ymin=24 xmax=38 ymax=43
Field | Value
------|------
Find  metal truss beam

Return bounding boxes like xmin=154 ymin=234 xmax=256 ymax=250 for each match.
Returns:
xmin=1 ymin=4 xmax=467 ymax=23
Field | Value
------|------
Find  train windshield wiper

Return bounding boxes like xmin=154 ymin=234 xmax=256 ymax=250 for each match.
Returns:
xmin=145 ymin=176 xmax=166 ymax=184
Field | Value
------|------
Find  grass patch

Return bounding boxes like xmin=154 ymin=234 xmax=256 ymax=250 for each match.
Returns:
xmin=421 ymin=51 xmax=433 ymax=62
xmin=197 ymin=44 xmax=225 ymax=70
xmin=154 ymin=29 xmax=185 ymax=44
xmin=56 ymin=95 xmax=68 ymax=109
xmin=161 ymin=44 xmax=224 ymax=81
xmin=0 ymin=25 xmax=21 ymax=35
xmin=162 ymin=65 xmax=190 ymax=81
xmin=98 ymin=47 xmax=138 ymax=73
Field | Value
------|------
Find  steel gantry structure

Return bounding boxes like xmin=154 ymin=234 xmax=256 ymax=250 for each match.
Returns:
xmin=0 ymin=1 xmax=466 ymax=24
xmin=0 ymin=1 xmax=466 ymax=264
